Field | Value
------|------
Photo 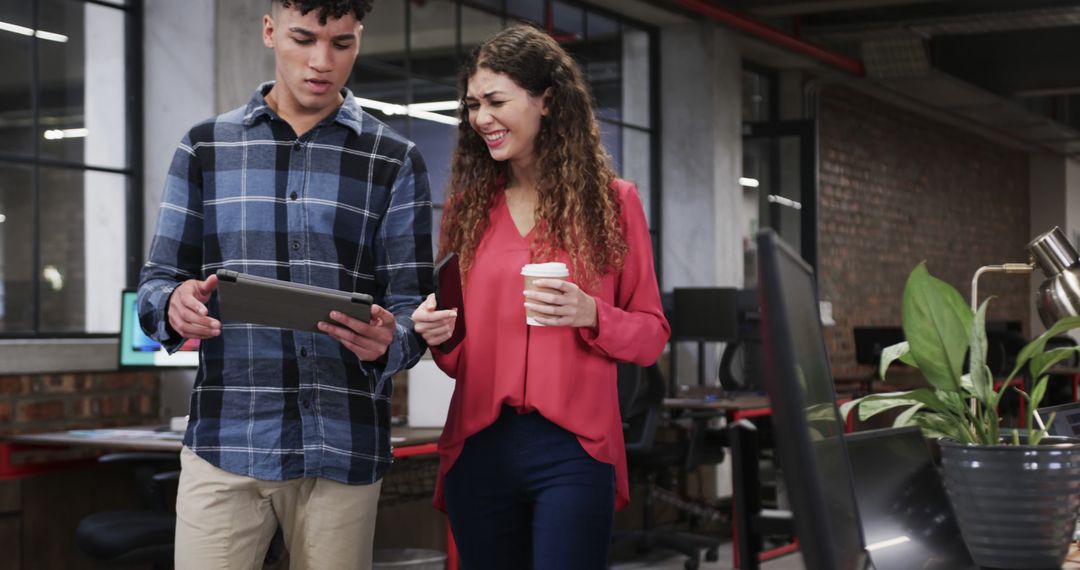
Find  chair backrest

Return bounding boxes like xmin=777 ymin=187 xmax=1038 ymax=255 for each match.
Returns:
xmin=618 ymin=362 xmax=665 ymax=453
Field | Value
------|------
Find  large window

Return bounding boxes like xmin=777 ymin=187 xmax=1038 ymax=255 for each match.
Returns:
xmin=0 ymin=0 xmax=139 ymax=336
xmin=352 ymin=0 xmax=658 ymax=255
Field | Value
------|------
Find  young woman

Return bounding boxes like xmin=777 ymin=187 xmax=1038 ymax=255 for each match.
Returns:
xmin=411 ymin=24 xmax=669 ymax=569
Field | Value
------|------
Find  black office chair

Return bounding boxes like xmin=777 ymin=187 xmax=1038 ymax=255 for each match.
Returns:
xmin=613 ymin=362 xmax=723 ymax=570
xmin=74 ymin=452 xmax=286 ymax=569
xmin=75 ymin=452 xmax=181 ymax=569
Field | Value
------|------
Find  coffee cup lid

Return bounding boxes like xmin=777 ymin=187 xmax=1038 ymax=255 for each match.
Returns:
xmin=521 ymin=262 xmax=569 ymax=277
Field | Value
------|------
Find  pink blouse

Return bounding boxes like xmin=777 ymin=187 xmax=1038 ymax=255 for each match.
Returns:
xmin=430 ymin=179 xmax=670 ymax=511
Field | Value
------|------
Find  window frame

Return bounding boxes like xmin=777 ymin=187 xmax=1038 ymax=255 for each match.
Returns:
xmin=0 ymin=0 xmax=142 ymax=339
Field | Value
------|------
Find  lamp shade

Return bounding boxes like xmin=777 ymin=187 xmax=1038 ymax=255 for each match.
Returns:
xmin=1029 ymin=227 xmax=1080 ymax=328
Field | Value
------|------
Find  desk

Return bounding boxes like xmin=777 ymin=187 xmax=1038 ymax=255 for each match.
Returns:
xmin=663 ymin=395 xmax=801 ymax=568
xmin=664 ymin=395 xmax=770 ymax=421
xmin=0 ymin=425 xmax=456 ymax=569
xmin=3 ymin=425 xmax=442 ymax=455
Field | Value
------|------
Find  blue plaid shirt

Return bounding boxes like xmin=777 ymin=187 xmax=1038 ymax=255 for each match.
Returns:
xmin=138 ymin=83 xmax=433 ymax=484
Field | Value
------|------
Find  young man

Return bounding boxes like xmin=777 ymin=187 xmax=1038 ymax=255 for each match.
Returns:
xmin=136 ymin=1 xmax=432 ymax=568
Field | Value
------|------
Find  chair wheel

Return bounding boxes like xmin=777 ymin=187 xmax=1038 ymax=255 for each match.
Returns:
xmin=705 ymin=547 xmax=719 ymax=562
xmin=684 ymin=559 xmax=700 ymax=570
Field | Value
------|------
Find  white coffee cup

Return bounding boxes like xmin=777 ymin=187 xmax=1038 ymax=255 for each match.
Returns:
xmin=521 ymin=262 xmax=570 ymax=326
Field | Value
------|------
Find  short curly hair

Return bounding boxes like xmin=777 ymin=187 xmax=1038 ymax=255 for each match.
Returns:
xmin=272 ymin=0 xmax=373 ymax=24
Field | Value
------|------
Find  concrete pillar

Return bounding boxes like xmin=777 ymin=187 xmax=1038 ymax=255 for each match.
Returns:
xmin=215 ymin=0 xmax=275 ymax=113
xmin=659 ymin=22 xmax=742 ymax=290
xmin=143 ymin=0 xmax=216 ymax=254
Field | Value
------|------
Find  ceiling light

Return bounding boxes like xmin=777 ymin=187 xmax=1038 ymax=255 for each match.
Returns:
xmin=767 ymin=194 xmax=802 ymax=210
xmin=739 ymin=177 xmax=760 ymax=188
xmin=0 ymin=20 xmax=68 ymax=43
xmin=42 ymin=265 xmax=63 ymax=292
xmin=355 ymin=97 xmax=460 ymax=126
xmin=44 ymin=128 xmax=88 ymax=140
xmin=0 ymin=214 xmax=6 ymax=223
xmin=408 ymin=100 xmax=460 ymax=112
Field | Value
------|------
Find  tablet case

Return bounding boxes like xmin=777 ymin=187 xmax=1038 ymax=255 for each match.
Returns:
xmin=434 ymin=253 xmax=465 ymax=351
xmin=216 ymin=270 xmax=373 ymax=332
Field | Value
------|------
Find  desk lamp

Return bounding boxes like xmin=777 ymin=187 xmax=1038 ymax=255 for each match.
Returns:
xmin=970 ymin=226 xmax=1080 ymax=328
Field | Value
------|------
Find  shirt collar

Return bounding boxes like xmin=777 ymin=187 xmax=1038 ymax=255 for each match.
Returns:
xmin=242 ymin=81 xmax=365 ymax=136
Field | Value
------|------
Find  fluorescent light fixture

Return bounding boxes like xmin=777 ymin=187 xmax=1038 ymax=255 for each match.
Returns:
xmin=0 ymin=214 xmax=6 ymax=223
xmin=355 ymin=97 xmax=460 ymax=126
xmin=767 ymin=194 xmax=802 ymax=210
xmin=43 ymin=128 xmax=88 ymax=140
xmin=0 ymin=20 xmax=68 ymax=43
xmin=739 ymin=177 xmax=760 ymax=188
xmin=408 ymin=100 xmax=460 ymax=112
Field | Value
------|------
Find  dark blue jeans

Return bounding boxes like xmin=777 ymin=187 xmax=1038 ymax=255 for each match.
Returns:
xmin=444 ymin=406 xmax=616 ymax=570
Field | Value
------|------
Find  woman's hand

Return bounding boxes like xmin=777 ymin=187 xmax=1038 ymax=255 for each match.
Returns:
xmin=411 ymin=293 xmax=458 ymax=348
xmin=523 ymin=279 xmax=597 ymax=328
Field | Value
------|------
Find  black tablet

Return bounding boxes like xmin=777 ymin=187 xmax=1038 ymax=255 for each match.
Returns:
xmin=434 ymin=253 xmax=465 ymax=351
xmin=216 ymin=270 xmax=373 ymax=332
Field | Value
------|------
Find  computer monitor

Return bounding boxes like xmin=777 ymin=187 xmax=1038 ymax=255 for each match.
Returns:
xmin=118 ymin=290 xmax=199 ymax=368
xmin=845 ymin=427 xmax=975 ymax=569
xmin=671 ymin=287 xmax=739 ymax=341
xmin=756 ymin=229 xmax=868 ymax=570
xmin=1035 ymin=401 xmax=1080 ymax=437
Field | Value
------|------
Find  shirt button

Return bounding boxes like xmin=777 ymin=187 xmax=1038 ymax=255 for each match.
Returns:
xmin=293 ymin=141 xmax=302 ymax=151
xmin=291 ymin=241 xmax=300 ymax=251
xmin=290 ymin=191 xmax=298 ymax=201
xmin=300 ymin=348 xmax=307 ymax=357
xmin=302 ymin=399 xmax=311 ymax=409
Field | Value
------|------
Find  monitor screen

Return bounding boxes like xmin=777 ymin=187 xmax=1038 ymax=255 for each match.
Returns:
xmin=671 ymin=287 xmax=739 ymax=341
xmin=845 ymin=427 xmax=974 ymax=570
xmin=118 ymin=290 xmax=199 ymax=368
xmin=757 ymin=229 xmax=867 ymax=570
xmin=1036 ymin=401 xmax=1080 ymax=437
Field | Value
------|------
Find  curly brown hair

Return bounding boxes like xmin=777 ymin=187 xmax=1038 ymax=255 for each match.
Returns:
xmin=441 ymin=24 xmax=627 ymax=291
xmin=272 ymin=0 xmax=373 ymax=24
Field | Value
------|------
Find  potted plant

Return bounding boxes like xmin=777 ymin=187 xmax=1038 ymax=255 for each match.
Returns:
xmin=842 ymin=262 xmax=1080 ymax=569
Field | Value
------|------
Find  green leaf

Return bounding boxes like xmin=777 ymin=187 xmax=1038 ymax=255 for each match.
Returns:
xmin=893 ymin=402 xmax=924 ymax=428
xmin=878 ymin=341 xmax=910 ymax=380
xmin=1029 ymin=375 xmax=1049 ymax=412
xmin=1007 ymin=316 xmax=1080 ymax=381
xmin=1030 ymin=346 xmax=1080 ymax=381
xmin=853 ymin=392 xmax=922 ymax=421
xmin=902 ymin=263 xmax=972 ymax=393
xmin=968 ymin=299 xmax=993 ymax=406
xmin=838 ymin=399 xmax=859 ymax=424
xmin=806 ymin=402 xmax=842 ymax=424
xmin=914 ymin=413 xmax=973 ymax=443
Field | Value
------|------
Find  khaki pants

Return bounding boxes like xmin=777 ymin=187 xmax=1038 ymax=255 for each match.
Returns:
xmin=175 ymin=446 xmax=383 ymax=570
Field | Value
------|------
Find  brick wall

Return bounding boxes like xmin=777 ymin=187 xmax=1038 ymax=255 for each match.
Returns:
xmin=817 ymin=87 xmax=1031 ymax=378
xmin=0 ymin=371 xmax=160 ymax=436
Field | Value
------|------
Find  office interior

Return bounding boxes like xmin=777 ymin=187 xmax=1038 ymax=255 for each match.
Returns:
xmin=2 ymin=0 xmax=1080 ymax=568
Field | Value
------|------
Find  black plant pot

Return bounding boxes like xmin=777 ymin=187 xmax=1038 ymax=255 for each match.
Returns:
xmin=939 ymin=436 xmax=1080 ymax=569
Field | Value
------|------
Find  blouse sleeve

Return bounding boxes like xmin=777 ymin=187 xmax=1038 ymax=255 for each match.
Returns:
xmin=578 ymin=181 xmax=671 ymax=365
xmin=430 ymin=334 xmax=464 ymax=378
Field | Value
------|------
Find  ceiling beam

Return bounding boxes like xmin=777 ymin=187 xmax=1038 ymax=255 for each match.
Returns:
xmin=744 ymin=0 xmax=946 ymax=18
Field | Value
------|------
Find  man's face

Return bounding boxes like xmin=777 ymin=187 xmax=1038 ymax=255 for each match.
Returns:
xmin=263 ymin=5 xmax=362 ymax=113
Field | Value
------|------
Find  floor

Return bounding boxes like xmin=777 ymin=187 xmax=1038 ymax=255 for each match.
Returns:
xmin=611 ymin=541 xmax=805 ymax=570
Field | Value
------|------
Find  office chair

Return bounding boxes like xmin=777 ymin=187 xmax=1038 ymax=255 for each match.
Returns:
xmin=613 ymin=362 xmax=723 ymax=570
xmin=75 ymin=452 xmax=285 ymax=569
xmin=74 ymin=452 xmax=180 ymax=569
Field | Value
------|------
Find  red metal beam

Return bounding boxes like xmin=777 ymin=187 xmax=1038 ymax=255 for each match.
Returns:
xmin=672 ymin=0 xmax=866 ymax=76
